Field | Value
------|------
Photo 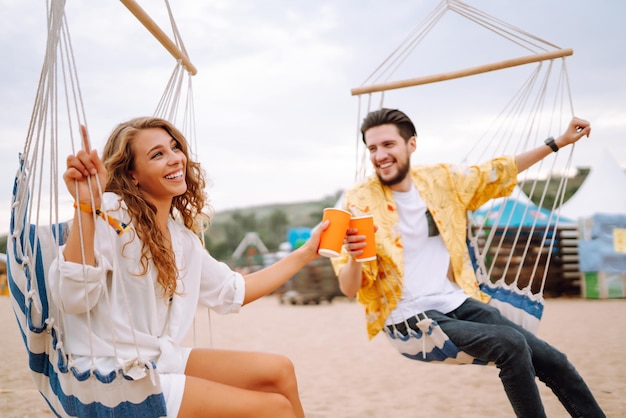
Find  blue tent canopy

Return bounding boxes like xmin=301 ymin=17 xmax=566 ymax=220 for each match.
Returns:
xmin=472 ymin=199 xmax=573 ymax=228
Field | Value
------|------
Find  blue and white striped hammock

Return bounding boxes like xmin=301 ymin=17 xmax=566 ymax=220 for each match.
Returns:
xmin=352 ymin=0 xmax=578 ymax=365
xmin=8 ymin=163 xmax=167 ymax=417
xmin=7 ymin=0 xmax=195 ymax=415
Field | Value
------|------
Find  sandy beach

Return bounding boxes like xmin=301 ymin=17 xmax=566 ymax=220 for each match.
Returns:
xmin=1 ymin=294 xmax=624 ymax=417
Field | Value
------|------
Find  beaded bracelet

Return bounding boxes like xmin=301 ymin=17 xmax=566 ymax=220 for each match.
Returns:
xmin=72 ymin=201 xmax=129 ymax=235
xmin=73 ymin=201 xmax=99 ymax=214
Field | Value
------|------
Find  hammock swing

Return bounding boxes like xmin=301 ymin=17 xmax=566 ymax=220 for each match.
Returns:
xmin=350 ymin=0 xmax=578 ymax=364
xmin=8 ymin=0 xmax=197 ymax=415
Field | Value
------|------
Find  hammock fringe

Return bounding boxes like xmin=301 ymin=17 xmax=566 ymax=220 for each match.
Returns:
xmin=8 ymin=166 xmax=167 ymax=417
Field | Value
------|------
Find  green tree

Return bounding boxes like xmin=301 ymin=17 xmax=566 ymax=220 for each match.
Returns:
xmin=266 ymin=209 xmax=289 ymax=248
xmin=232 ymin=211 xmax=257 ymax=232
xmin=205 ymin=240 xmax=231 ymax=261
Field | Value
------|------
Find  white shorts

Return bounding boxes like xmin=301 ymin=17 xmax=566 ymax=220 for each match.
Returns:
xmin=160 ymin=346 xmax=192 ymax=417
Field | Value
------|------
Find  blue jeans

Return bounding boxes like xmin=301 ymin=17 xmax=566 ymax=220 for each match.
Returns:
xmin=421 ymin=298 xmax=605 ymax=418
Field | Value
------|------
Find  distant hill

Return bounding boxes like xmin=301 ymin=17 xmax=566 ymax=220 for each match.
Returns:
xmin=203 ymin=191 xmax=343 ymax=260
xmin=0 ymin=168 xmax=595 ymax=261
xmin=519 ymin=167 xmax=590 ymax=208
xmin=209 ymin=194 xmax=340 ymax=228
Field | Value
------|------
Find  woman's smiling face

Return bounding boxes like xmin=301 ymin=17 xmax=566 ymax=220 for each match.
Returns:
xmin=129 ymin=127 xmax=188 ymax=208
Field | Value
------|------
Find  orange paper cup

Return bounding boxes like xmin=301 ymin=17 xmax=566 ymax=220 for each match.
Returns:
xmin=349 ymin=215 xmax=376 ymax=262
xmin=318 ymin=208 xmax=351 ymax=258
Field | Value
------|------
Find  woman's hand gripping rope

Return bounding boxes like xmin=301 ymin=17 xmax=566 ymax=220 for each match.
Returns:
xmin=63 ymin=125 xmax=107 ymax=209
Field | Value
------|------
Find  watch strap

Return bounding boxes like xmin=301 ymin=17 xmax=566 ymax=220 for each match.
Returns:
xmin=544 ymin=136 xmax=558 ymax=152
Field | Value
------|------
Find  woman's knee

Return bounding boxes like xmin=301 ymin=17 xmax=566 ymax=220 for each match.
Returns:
xmin=179 ymin=377 xmax=296 ymax=418
xmin=266 ymin=392 xmax=297 ymax=417
xmin=264 ymin=354 xmax=298 ymax=390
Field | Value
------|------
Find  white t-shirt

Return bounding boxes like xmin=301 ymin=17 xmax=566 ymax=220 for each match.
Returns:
xmin=386 ymin=184 xmax=467 ymax=324
xmin=49 ymin=192 xmax=246 ymax=375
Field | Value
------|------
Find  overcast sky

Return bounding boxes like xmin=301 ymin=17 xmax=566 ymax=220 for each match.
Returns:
xmin=1 ymin=0 xmax=624 ymax=234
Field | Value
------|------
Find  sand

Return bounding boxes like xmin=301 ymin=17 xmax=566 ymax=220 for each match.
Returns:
xmin=1 ymin=294 xmax=624 ymax=417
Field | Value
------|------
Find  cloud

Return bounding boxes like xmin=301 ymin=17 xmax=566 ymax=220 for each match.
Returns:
xmin=0 ymin=0 xmax=625 ymax=235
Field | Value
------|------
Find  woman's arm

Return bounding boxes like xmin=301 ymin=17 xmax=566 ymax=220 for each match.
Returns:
xmin=241 ymin=221 xmax=328 ymax=305
xmin=49 ymin=254 xmax=109 ymax=314
xmin=50 ymin=126 xmax=109 ymax=314
xmin=62 ymin=126 xmax=107 ymax=266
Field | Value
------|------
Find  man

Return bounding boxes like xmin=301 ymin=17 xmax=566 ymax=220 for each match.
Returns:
xmin=332 ymin=108 xmax=604 ymax=417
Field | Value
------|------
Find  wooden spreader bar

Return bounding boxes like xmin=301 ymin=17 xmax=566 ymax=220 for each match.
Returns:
xmin=351 ymin=48 xmax=572 ymax=96
xmin=120 ymin=0 xmax=197 ymax=75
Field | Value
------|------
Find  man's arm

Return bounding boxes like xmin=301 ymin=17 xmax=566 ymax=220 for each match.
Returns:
xmin=336 ymin=226 xmax=369 ymax=297
xmin=515 ymin=116 xmax=591 ymax=173
xmin=337 ymin=257 xmax=363 ymax=297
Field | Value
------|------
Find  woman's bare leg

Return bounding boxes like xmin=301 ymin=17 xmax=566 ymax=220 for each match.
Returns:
xmin=178 ymin=348 xmax=305 ymax=418
xmin=177 ymin=376 xmax=295 ymax=418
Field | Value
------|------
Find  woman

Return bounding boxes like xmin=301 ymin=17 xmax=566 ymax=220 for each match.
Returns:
xmin=51 ymin=117 xmax=326 ymax=417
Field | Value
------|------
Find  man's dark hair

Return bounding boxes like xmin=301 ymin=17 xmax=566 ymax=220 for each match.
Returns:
xmin=360 ymin=108 xmax=417 ymax=144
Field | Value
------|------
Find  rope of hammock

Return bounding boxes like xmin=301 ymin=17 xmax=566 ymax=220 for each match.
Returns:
xmin=350 ymin=0 xmax=580 ymax=337
xmin=11 ymin=0 xmax=203 ymax=409
xmin=353 ymin=0 xmax=571 ymax=95
xmin=19 ymin=0 xmax=160 ymax=383
xmin=120 ymin=0 xmax=197 ymax=75
xmin=121 ymin=0 xmax=199 ymax=152
xmin=120 ymin=0 xmax=208 ymax=347
xmin=465 ymin=60 xmax=576 ymax=297
xmin=8 ymin=0 xmax=207 ymax=414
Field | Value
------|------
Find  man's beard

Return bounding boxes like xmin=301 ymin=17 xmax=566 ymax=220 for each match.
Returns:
xmin=376 ymin=157 xmax=410 ymax=187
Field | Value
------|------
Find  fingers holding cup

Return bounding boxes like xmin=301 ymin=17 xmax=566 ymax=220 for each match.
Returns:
xmin=348 ymin=215 xmax=376 ymax=262
xmin=318 ymin=208 xmax=351 ymax=258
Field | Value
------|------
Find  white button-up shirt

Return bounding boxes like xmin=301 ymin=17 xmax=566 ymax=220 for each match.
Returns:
xmin=49 ymin=192 xmax=245 ymax=374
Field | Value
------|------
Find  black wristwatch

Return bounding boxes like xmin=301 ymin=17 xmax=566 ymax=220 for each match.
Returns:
xmin=544 ymin=136 xmax=559 ymax=152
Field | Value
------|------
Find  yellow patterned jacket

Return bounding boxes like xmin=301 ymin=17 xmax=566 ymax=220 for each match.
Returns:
xmin=331 ymin=156 xmax=518 ymax=339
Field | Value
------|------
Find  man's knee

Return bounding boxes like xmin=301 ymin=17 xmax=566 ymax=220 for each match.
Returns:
xmin=496 ymin=327 xmax=532 ymax=363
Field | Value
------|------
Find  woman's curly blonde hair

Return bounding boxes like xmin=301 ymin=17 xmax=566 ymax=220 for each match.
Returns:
xmin=101 ymin=117 xmax=210 ymax=298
